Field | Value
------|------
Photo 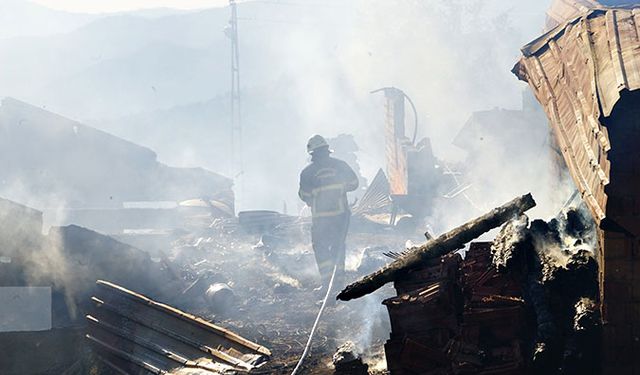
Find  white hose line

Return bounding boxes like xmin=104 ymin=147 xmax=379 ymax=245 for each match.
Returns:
xmin=290 ymin=265 xmax=338 ymax=375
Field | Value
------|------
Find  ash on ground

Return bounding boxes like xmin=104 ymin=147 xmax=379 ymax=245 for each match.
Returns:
xmin=162 ymin=217 xmax=410 ymax=374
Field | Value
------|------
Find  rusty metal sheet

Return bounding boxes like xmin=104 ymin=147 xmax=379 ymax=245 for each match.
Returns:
xmin=87 ymin=280 xmax=270 ymax=375
xmin=384 ymin=88 xmax=409 ymax=196
xmin=516 ymin=8 xmax=640 ymax=223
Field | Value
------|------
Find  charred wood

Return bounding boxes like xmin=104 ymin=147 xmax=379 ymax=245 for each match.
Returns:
xmin=337 ymin=194 xmax=536 ymax=301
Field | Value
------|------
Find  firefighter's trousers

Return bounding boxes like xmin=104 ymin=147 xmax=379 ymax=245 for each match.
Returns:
xmin=311 ymin=212 xmax=350 ymax=290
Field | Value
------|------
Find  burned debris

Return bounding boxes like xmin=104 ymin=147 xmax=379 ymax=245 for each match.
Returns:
xmin=0 ymin=199 xmax=168 ymax=374
xmin=0 ymin=97 xmax=234 ymax=234
xmin=0 ymin=193 xmax=273 ymax=374
xmin=335 ymin=195 xmax=600 ymax=374
xmin=332 ymin=342 xmax=369 ymax=375
xmin=515 ymin=1 xmax=640 ymax=370
xmin=5 ymin=0 xmax=640 ymax=373
xmin=491 ymin=208 xmax=600 ymax=373
xmin=87 ymin=280 xmax=270 ymax=375
xmin=338 ymin=193 xmax=537 ymax=301
xmin=0 ymin=196 xmax=279 ymax=375
xmin=380 ymin=241 xmax=528 ymax=374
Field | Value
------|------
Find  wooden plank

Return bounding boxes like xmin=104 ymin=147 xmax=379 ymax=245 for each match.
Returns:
xmin=96 ymin=280 xmax=270 ymax=357
xmin=87 ymin=281 xmax=270 ymax=375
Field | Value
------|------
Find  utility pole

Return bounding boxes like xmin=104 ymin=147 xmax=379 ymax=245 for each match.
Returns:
xmin=228 ymin=0 xmax=243 ymax=210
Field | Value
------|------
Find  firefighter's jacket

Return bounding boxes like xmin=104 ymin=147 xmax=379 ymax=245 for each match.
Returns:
xmin=298 ymin=156 xmax=359 ymax=218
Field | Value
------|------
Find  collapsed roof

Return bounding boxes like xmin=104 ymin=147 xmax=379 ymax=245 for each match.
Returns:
xmin=0 ymin=97 xmax=232 ymax=209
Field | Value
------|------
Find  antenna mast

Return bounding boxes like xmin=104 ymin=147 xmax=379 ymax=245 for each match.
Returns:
xmin=228 ymin=0 xmax=243 ymax=207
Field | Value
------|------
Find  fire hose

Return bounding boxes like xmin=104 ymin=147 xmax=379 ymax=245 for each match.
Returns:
xmin=290 ymin=264 xmax=338 ymax=375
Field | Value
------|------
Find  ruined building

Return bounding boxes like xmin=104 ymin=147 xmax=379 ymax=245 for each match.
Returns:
xmin=514 ymin=0 xmax=640 ymax=372
xmin=0 ymin=97 xmax=234 ymax=233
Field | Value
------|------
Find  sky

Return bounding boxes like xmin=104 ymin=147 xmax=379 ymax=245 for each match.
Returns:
xmin=30 ymin=0 xmax=229 ymax=13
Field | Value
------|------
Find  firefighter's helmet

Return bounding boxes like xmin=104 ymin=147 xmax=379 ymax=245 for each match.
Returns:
xmin=306 ymin=135 xmax=331 ymax=154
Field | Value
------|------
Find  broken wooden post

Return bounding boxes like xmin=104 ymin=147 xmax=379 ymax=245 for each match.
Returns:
xmin=337 ymin=193 xmax=536 ymax=301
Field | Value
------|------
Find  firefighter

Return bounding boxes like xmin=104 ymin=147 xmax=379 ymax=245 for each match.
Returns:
xmin=298 ymin=135 xmax=359 ymax=291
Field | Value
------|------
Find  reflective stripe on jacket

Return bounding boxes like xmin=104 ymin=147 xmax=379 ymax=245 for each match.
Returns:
xmin=298 ymin=156 xmax=359 ymax=218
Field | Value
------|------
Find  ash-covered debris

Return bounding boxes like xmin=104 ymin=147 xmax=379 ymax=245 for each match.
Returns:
xmin=204 ymin=282 xmax=236 ymax=313
xmin=154 ymin=223 xmax=403 ymax=375
xmin=0 ymin=197 xmax=187 ymax=375
xmin=329 ymin=194 xmax=537 ymax=374
xmin=332 ymin=341 xmax=369 ymax=375
xmin=356 ymin=246 xmax=393 ymax=275
xmin=491 ymin=207 xmax=600 ymax=374
xmin=491 ymin=213 xmax=529 ymax=270
xmin=358 ymin=202 xmax=600 ymax=374
xmin=573 ymin=298 xmax=599 ymax=332
xmin=492 ymin=207 xmax=597 ymax=281
xmin=87 ymin=280 xmax=271 ymax=375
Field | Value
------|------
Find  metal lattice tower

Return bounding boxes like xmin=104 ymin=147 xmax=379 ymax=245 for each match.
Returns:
xmin=228 ymin=0 xmax=243 ymax=205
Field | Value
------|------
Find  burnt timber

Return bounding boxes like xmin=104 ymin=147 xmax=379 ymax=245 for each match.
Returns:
xmin=515 ymin=4 xmax=640 ymax=373
xmin=87 ymin=280 xmax=271 ymax=374
xmin=338 ymin=194 xmax=536 ymax=301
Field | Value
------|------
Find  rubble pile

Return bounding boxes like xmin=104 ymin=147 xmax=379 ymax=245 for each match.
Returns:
xmin=87 ymin=280 xmax=271 ymax=375
xmin=380 ymin=208 xmax=600 ymax=374
xmin=382 ymin=244 xmax=525 ymax=374
xmin=0 ymin=185 xmax=600 ymax=375
xmin=491 ymin=208 xmax=600 ymax=373
xmin=332 ymin=341 xmax=369 ymax=375
xmin=1 ymin=194 xmax=399 ymax=375
xmin=0 ymin=198 xmax=182 ymax=375
xmin=454 ymin=242 xmax=525 ymax=373
xmin=162 ymin=224 xmax=402 ymax=375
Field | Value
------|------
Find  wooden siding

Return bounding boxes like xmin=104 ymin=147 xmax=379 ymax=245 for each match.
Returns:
xmin=515 ymin=8 xmax=640 ymax=223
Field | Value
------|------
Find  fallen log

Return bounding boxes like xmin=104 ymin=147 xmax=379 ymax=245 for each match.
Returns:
xmin=337 ymin=193 xmax=536 ymax=301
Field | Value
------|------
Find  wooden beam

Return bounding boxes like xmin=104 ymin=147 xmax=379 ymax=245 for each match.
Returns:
xmin=337 ymin=194 xmax=537 ymax=301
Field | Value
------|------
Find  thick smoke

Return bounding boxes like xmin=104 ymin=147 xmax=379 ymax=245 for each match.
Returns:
xmin=1 ymin=0 xmax=582 ymax=366
xmin=0 ymin=0 xmax=558 ymax=214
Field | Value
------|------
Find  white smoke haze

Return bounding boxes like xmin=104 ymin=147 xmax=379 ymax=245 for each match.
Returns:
xmin=0 ymin=0 xmax=585 ymax=369
xmin=0 ymin=0 xmax=560 ymax=214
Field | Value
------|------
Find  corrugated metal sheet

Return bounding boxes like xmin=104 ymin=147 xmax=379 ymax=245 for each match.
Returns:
xmin=515 ymin=8 xmax=640 ymax=222
xmin=87 ymin=280 xmax=270 ymax=375
xmin=352 ymin=168 xmax=391 ymax=217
